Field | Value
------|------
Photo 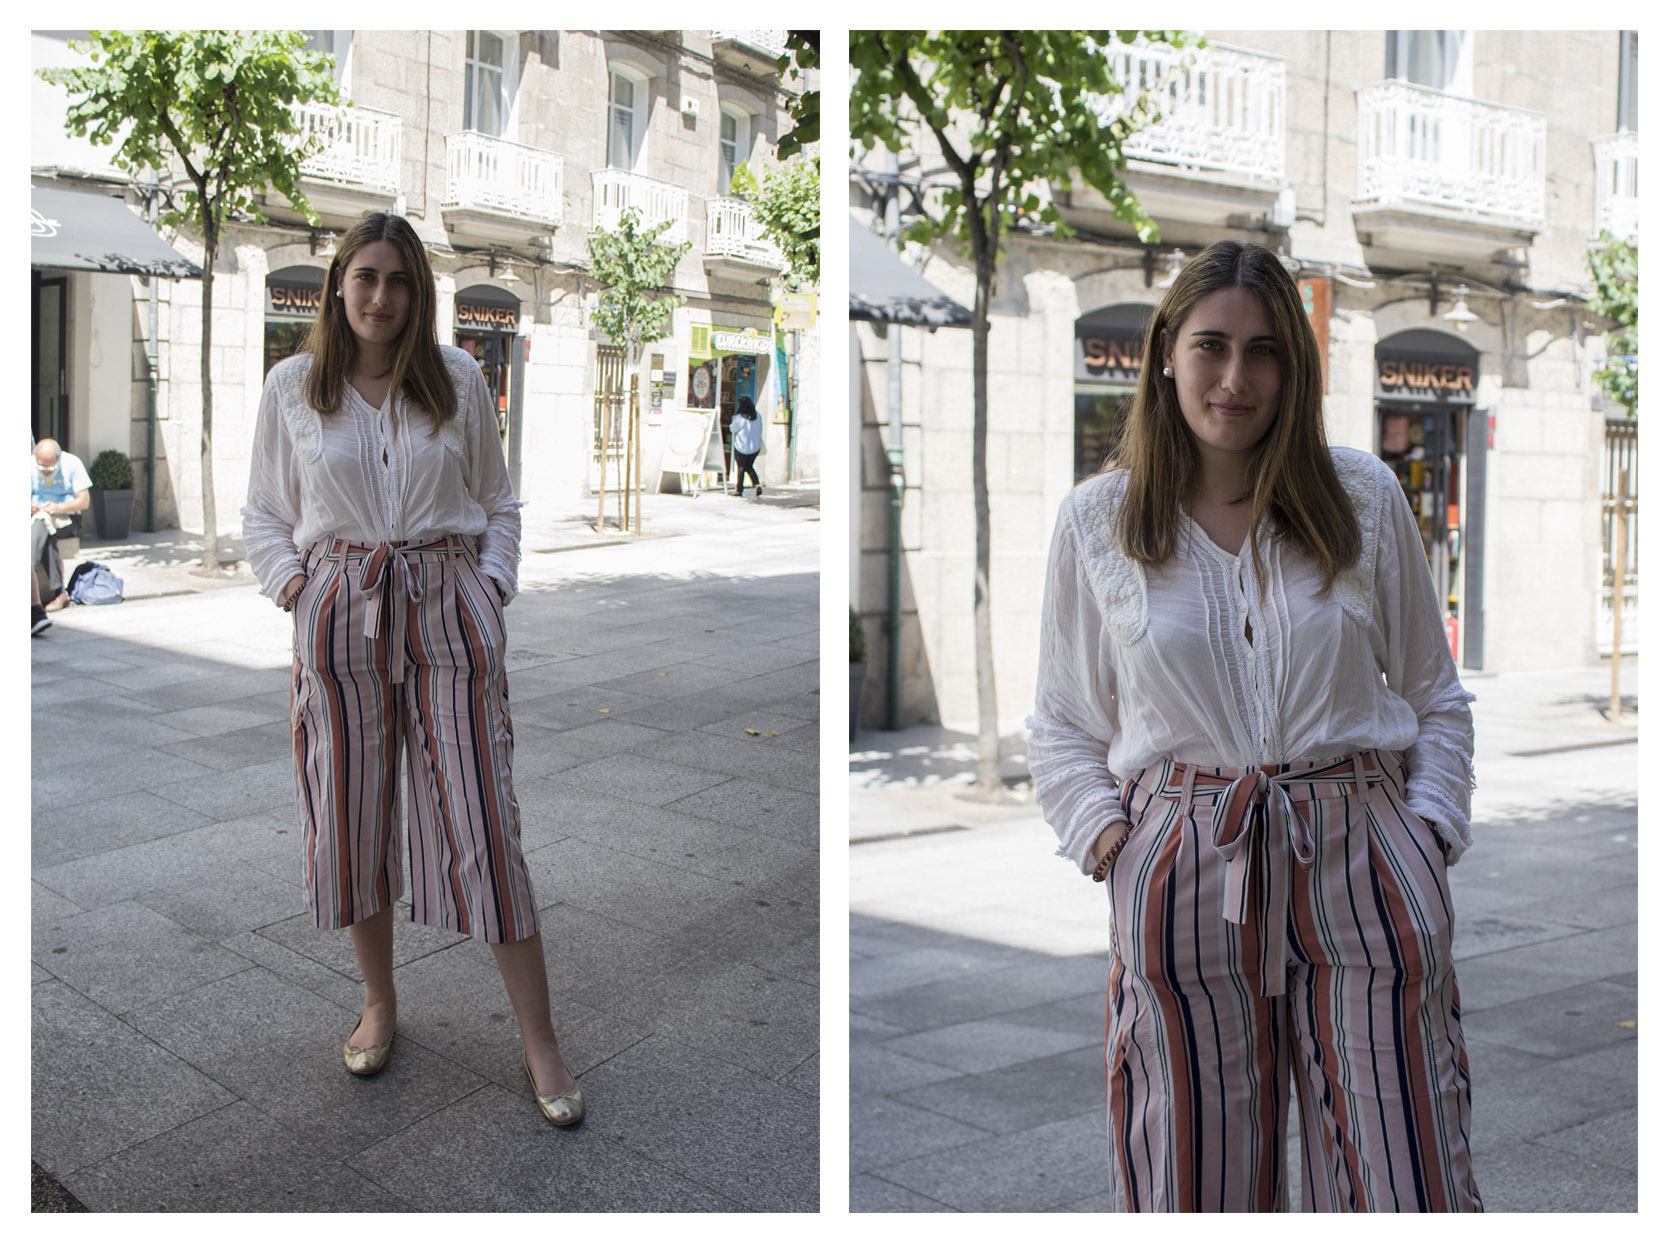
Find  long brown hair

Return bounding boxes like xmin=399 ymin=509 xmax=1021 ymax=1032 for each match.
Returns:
xmin=1110 ymin=240 xmax=1359 ymax=599
xmin=302 ymin=212 xmax=456 ymax=432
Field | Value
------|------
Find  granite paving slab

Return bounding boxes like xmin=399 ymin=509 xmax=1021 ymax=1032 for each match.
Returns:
xmin=570 ymin=1034 xmax=818 ymax=1210
xmin=1468 ymin=1046 xmax=1638 ymax=1152
xmin=32 ymin=980 xmax=235 ymax=1176
xmin=32 ymin=745 xmax=218 ymax=812
xmin=126 ymin=967 xmax=489 ymax=1162
xmin=868 ymin=1109 xmax=1108 ymax=1212
xmin=256 ymin=908 xmax=468 ymax=979
xmin=349 ymin=1081 xmax=740 ymax=1211
xmin=664 ymin=778 xmax=820 ymax=845
xmin=547 ymin=755 xmax=732 ymax=808
xmin=152 ymin=719 xmax=294 ymax=771
xmin=851 ymin=1173 xmax=959 ymax=1212
xmin=643 ymin=960 xmax=819 ymax=1081
xmin=874 ymin=1001 xmax=1104 ymax=1076
xmin=33 ymin=812 xmax=301 ymax=908
xmin=1465 ymin=976 xmax=1638 ymax=1060
xmin=853 ymin=952 xmax=1108 ymax=1031
xmin=130 ymin=863 xmax=316 ymax=941
xmin=784 ymin=1052 xmax=819 ymax=1097
xmin=30 ymin=789 xmax=218 ymax=869
xmin=633 ymin=728 xmax=818 ymax=794
xmin=62 ymin=1101 xmax=406 ymax=1212
xmin=893 ymin=1045 xmax=1106 ymax=1136
xmin=1534 ymin=1105 xmax=1636 ymax=1173
xmin=146 ymin=756 xmax=299 ymax=821
xmin=31 ymin=901 xmax=256 ymax=1017
xmin=1471 ymin=1138 xmax=1637 ymax=1211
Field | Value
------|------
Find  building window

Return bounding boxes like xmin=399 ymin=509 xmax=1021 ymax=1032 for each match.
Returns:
xmin=1386 ymin=31 xmax=1472 ymax=96
xmin=719 ymin=108 xmax=748 ymax=194
xmin=608 ymin=67 xmax=648 ymax=172
xmin=465 ymin=30 xmax=509 ymax=136
xmin=304 ymin=31 xmax=351 ymax=88
xmin=1619 ymin=31 xmax=1637 ymax=131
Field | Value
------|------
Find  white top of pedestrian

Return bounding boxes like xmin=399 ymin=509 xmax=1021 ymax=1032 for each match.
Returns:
xmin=241 ymin=345 xmax=522 ymax=604
xmin=730 ymin=410 xmax=764 ymax=456
xmin=1026 ymin=446 xmax=1476 ymax=875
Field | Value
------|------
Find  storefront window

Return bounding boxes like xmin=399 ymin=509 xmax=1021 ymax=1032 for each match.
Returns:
xmin=1074 ymin=391 xmax=1130 ymax=482
xmin=1072 ymin=303 xmax=1149 ymax=483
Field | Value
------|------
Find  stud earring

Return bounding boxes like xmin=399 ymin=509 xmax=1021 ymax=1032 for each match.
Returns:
xmin=1162 ymin=366 xmax=1173 ymax=378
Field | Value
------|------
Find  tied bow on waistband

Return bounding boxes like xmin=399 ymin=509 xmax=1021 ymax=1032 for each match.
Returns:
xmin=356 ymin=543 xmax=457 ymax=681
xmin=1206 ymin=769 xmax=1319 ymax=999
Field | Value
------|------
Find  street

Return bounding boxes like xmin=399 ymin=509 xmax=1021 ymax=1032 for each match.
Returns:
xmin=850 ymin=663 xmax=1637 ymax=1212
xmin=32 ymin=488 xmax=820 ymax=1211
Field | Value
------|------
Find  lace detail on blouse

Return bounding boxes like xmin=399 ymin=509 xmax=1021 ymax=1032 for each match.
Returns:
xmin=1066 ymin=470 xmax=1148 ymax=646
xmin=1329 ymin=445 xmax=1385 ymax=627
xmin=273 ymin=355 xmax=324 ymax=463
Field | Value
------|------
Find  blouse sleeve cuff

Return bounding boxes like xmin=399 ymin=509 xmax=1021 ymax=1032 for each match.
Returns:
xmin=1403 ymin=785 xmax=1473 ymax=865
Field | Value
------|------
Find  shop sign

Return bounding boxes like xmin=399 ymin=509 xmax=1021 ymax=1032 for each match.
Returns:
xmin=457 ymin=300 xmax=520 ymax=331
xmin=776 ymin=290 xmax=817 ymax=331
xmin=711 ymin=328 xmax=772 ymax=355
xmin=1075 ymin=331 xmax=1144 ymax=385
xmin=1377 ymin=357 xmax=1477 ymax=405
xmin=267 ymin=282 xmax=322 ymax=318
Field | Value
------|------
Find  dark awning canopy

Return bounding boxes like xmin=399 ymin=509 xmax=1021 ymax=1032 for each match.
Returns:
xmin=31 ymin=182 xmax=201 ymax=279
xmin=848 ymin=216 xmax=972 ymax=330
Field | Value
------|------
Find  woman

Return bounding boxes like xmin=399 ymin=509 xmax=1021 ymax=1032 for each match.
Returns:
xmin=1026 ymin=241 xmax=1480 ymax=1211
xmin=241 ymin=213 xmax=582 ymax=1127
xmin=730 ymin=395 xmax=764 ymax=497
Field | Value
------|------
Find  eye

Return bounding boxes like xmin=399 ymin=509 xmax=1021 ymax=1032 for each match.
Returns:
xmin=1195 ymin=339 xmax=1223 ymax=352
xmin=1250 ymin=343 xmax=1277 ymax=357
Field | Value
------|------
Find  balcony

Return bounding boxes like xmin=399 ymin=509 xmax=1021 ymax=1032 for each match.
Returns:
xmin=1067 ymin=41 xmax=1287 ymax=231
xmin=266 ymin=102 xmax=402 ymax=221
xmin=711 ymin=29 xmax=786 ymax=75
xmin=440 ymin=131 xmax=564 ymax=247
xmin=1592 ymin=131 xmax=1637 ymax=244
xmin=592 ymin=169 xmax=689 ymax=238
xmin=1352 ymin=80 xmax=1545 ymax=262
xmin=704 ymin=197 xmax=785 ymax=276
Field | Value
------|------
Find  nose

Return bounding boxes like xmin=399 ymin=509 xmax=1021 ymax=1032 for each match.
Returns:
xmin=1221 ymin=354 xmax=1249 ymax=397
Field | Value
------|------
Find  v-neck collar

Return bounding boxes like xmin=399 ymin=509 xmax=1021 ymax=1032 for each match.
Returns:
xmin=1181 ymin=512 xmax=1249 ymax=563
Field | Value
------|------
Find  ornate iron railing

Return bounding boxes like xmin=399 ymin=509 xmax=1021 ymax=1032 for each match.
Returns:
xmin=711 ymin=30 xmax=787 ymax=58
xmin=705 ymin=197 xmax=783 ymax=267
xmin=1592 ymin=131 xmax=1638 ymax=243
xmin=1100 ymin=41 xmax=1286 ymax=185
xmin=1355 ymin=80 xmax=1545 ymax=230
xmin=289 ymin=102 xmax=402 ymax=197
xmin=442 ymin=131 xmax=564 ymax=225
xmin=592 ymin=169 xmax=687 ymax=235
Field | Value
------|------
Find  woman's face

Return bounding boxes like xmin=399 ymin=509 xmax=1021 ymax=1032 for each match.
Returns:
xmin=1163 ymin=286 xmax=1283 ymax=464
xmin=338 ymin=239 xmax=413 ymax=354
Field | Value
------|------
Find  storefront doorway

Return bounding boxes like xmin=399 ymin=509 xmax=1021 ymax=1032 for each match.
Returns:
xmin=1073 ymin=304 xmax=1150 ymax=481
xmin=454 ymin=284 xmax=523 ymax=472
xmin=32 ymin=271 xmax=68 ymax=447
xmin=1375 ymin=329 xmax=1479 ymax=662
xmin=264 ymin=266 xmax=324 ymax=377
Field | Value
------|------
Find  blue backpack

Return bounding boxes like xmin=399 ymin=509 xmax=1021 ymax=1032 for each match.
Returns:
xmin=66 ymin=561 xmax=124 ymax=606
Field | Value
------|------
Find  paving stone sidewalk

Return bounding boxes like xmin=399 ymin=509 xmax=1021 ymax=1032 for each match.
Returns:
xmin=850 ymin=662 xmax=1638 ymax=1212
xmin=32 ymin=488 xmax=821 ymax=1212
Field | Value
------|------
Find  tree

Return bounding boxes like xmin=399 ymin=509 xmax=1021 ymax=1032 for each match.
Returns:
xmin=1587 ymin=232 xmax=1637 ymax=420
xmin=587 ymin=206 xmax=692 ymax=529
xmin=40 ymin=30 xmax=340 ymax=571
xmin=850 ymin=29 xmax=1196 ymax=797
xmin=730 ymin=156 xmax=819 ymax=286
xmin=776 ymin=31 xmax=819 ymax=159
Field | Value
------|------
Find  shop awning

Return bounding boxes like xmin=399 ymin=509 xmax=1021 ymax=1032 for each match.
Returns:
xmin=848 ymin=216 xmax=972 ymax=330
xmin=31 ymin=182 xmax=201 ymax=279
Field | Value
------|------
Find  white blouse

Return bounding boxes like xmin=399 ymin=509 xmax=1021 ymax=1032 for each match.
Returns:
xmin=241 ymin=345 xmax=522 ymax=605
xmin=1025 ymin=446 xmax=1475 ymax=876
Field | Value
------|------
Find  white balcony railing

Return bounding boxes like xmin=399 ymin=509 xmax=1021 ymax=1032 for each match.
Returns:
xmin=592 ymin=169 xmax=688 ymax=236
xmin=711 ymin=29 xmax=787 ymax=58
xmin=442 ymin=131 xmax=564 ymax=226
xmin=706 ymin=197 xmax=784 ymax=268
xmin=289 ymin=102 xmax=402 ymax=197
xmin=1355 ymin=80 xmax=1545 ymax=230
xmin=1100 ymin=41 xmax=1286 ymax=186
xmin=1593 ymin=131 xmax=1638 ymax=243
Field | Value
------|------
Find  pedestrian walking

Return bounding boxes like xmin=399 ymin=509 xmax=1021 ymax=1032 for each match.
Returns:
xmin=1026 ymin=240 xmax=1480 ymax=1211
xmin=241 ymin=212 xmax=582 ymax=1127
xmin=730 ymin=395 xmax=764 ymax=497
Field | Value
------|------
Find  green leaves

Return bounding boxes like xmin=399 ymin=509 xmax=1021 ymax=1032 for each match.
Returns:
xmin=732 ymin=156 xmax=820 ymax=286
xmin=775 ymin=32 xmax=820 ymax=160
xmin=586 ymin=207 xmax=693 ymax=361
xmin=1588 ymin=232 xmax=1638 ymax=419
xmin=850 ymin=29 xmax=1201 ymax=261
xmin=37 ymin=29 xmax=342 ymax=234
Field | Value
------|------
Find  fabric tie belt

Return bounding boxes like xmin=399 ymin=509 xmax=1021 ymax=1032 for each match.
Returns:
xmin=1159 ymin=753 xmax=1380 ymax=998
xmin=318 ymin=536 xmax=473 ymax=681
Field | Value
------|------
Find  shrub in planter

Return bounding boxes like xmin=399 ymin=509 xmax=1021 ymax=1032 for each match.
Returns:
xmin=88 ymin=449 xmax=136 ymax=540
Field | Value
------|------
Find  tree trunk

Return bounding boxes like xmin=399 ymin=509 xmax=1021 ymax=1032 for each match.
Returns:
xmin=971 ymin=249 xmax=1001 ymax=797
xmin=198 ymin=215 xmax=220 ymax=570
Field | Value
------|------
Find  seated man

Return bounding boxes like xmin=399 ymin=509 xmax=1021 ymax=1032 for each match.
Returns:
xmin=32 ymin=437 xmax=90 ymax=612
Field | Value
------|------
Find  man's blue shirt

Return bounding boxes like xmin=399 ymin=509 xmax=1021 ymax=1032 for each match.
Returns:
xmin=33 ymin=451 xmax=91 ymax=506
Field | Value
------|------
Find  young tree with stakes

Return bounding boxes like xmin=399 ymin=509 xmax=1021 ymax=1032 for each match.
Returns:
xmin=40 ymin=30 xmax=340 ymax=572
xmin=850 ymin=29 xmax=1195 ymax=796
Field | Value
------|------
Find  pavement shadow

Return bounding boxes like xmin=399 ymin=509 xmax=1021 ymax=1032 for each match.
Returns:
xmin=34 ymin=561 xmax=820 ymax=1211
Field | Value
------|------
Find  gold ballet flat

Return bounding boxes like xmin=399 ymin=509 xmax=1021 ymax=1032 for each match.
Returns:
xmin=523 ymin=1053 xmax=585 ymax=1127
xmin=342 ymin=1014 xmax=394 ymax=1077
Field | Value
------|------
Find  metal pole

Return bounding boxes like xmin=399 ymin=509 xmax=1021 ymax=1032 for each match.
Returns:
xmin=1611 ymin=468 xmax=1627 ymax=722
xmin=632 ymin=372 xmax=642 ymax=535
xmin=884 ymin=151 xmax=904 ymax=731
xmin=145 ymin=177 xmax=160 ymax=532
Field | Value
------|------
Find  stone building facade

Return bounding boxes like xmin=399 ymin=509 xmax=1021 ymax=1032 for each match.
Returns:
xmin=852 ymin=29 xmax=1638 ymax=730
xmin=32 ymin=29 xmax=816 ymax=542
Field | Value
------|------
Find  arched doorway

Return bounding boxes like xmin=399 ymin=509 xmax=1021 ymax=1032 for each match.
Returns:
xmin=1073 ymin=303 xmax=1152 ymax=481
xmin=453 ymin=283 xmax=523 ymax=472
xmin=1375 ymin=327 xmax=1481 ymax=664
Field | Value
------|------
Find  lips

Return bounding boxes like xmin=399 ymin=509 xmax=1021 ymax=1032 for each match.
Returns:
xmin=1211 ymin=403 xmax=1253 ymax=416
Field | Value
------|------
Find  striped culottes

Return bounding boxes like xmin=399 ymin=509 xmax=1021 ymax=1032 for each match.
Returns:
xmin=289 ymin=535 xmax=540 ymax=944
xmin=1104 ymin=750 xmax=1481 ymax=1212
